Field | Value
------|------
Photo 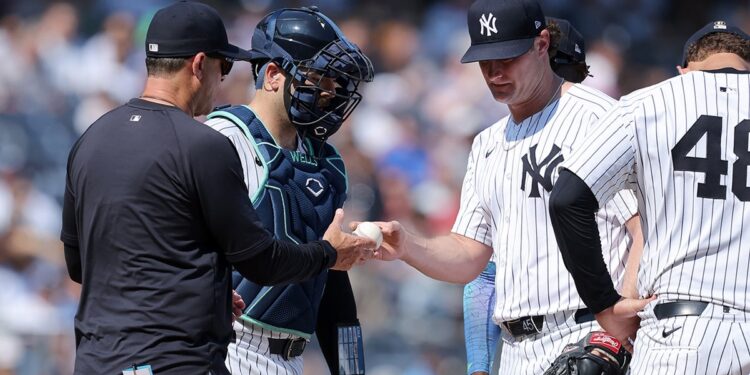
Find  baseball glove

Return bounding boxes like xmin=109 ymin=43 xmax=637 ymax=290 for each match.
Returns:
xmin=543 ymin=331 xmax=631 ymax=375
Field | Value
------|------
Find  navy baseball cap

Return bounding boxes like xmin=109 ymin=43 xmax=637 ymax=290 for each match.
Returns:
xmin=681 ymin=20 xmax=750 ymax=66
xmin=461 ymin=0 xmax=547 ymax=63
xmin=145 ymin=1 xmax=252 ymax=60
xmin=547 ymin=17 xmax=585 ymax=64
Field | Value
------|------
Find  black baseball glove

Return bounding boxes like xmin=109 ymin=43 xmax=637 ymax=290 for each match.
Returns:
xmin=543 ymin=331 xmax=631 ymax=375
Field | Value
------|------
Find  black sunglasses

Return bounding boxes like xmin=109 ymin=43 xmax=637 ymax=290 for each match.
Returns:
xmin=207 ymin=54 xmax=234 ymax=76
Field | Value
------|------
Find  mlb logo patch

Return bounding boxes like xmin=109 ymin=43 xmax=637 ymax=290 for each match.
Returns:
xmin=148 ymin=43 xmax=159 ymax=52
xmin=130 ymin=115 xmax=141 ymax=122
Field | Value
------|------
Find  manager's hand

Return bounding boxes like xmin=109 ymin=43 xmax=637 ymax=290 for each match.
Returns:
xmin=323 ymin=209 xmax=376 ymax=271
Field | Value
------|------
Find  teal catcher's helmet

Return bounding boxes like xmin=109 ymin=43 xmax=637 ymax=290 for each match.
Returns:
xmin=250 ymin=7 xmax=374 ymax=141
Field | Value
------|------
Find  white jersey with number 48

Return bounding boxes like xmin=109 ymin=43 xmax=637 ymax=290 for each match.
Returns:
xmin=564 ymin=69 xmax=750 ymax=311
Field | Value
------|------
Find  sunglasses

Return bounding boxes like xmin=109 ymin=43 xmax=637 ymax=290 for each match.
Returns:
xmin=207 ymin=54 xmax=234 ymax=76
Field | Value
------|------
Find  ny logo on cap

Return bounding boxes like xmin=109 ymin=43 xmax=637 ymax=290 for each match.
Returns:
xmin=714 ymin=21 xmax=727 ymax=30
xmin=479 ymin=13 xmax=498 ymax=37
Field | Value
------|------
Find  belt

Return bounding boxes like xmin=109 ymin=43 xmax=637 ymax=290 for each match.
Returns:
xmin=502 ymin=308 xmax=594 ymax=338
xmin=268 ymin=337 xmax=307 ymax=360
xmin=653 ymin=301 xmax=708 ymax=320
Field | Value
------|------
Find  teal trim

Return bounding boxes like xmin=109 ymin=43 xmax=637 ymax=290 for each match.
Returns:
xmin=324 ymin=142 xmax=348 ymax=194
xmin=242 ymin=105 xmax=283 ymax=147
xmin=266 ymin=185 xmax=300 ymax=244
xmin=207 ymin=108 xmax=270 ymax=204
xmin=305 ymin=138 xmax=315 ymax=155
xmin=325 ymin=157 xmax=349 ymax=195
xmin=246 ymin=286 xmax=274 ymax=311
xmin=238 ymin=316 xmax=312 ymax=340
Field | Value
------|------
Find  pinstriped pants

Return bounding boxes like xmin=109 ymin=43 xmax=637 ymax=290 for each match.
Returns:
xmin=630 ymin=301 xmax=750 ymax=375
xmin=226 ymin=320 xmax=305 ymax=375
xmin=496 ymin=309 xmax=599 ymax=375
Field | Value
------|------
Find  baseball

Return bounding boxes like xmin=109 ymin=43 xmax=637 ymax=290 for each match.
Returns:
xmin=353 ymin=222 xmax=383 ymax=248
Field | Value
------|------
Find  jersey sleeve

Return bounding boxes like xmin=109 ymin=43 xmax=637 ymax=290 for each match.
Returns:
xmin=61 ymin=143 xmax=80 ymax=248
xmin=452 ymin=133 xmax=493 ymax=246
xmin=562 ymin=104 xmax=638 ymax=205
xmin=204 ymin=117 xmax=263 ymax=197
xmin=599 ymin=189 xmax=638 ymax=224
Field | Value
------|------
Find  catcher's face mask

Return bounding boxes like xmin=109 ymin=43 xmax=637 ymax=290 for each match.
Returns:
xmin=281 ymin=38 xmax=373 ymax=141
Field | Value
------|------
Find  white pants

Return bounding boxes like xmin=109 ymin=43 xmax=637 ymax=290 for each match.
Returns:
xmin=630 ymin=301 xmax=750 ymax=375
xmin=226 ymin=320 xmax=305 ymax=375
xmin=496 ymin=309 xmax=599 ymax=375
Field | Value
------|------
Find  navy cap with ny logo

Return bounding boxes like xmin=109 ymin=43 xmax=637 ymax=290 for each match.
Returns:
xmin=461 ymin=0 xmax=546 ymax=63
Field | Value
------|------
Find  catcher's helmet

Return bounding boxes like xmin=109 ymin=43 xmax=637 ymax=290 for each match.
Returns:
xmin=250 ymin=7 xmax=374 ymax=141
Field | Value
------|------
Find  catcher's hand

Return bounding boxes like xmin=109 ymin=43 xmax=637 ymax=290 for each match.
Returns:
xmin=543 ymin=331 xmax=631 ymax=375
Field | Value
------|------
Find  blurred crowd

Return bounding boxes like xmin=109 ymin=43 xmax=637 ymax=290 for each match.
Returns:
xmin=1 ymin=0 xmax=748 ymax=374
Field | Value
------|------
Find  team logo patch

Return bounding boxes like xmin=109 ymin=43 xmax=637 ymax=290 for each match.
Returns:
xmin=520 ymin=143 xmax=564 ymax=198
xmin=306 ymin=178 xmax=325 ymax=197
xmin=588 ymin=332 xmax=621 ymax=353
xmin=479 ymin=13 xmax=498 ymax=37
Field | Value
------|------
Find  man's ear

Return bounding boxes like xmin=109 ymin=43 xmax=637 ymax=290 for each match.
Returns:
xmin=192 ymin=52 xmax=208 ymax=80
xmin=264 ymin=62 xmax=285 ymax=91
xmin=537 ymin=29 xmax=551 ymax=55
xmin=676 ymin=65 xmax=690 ymax=75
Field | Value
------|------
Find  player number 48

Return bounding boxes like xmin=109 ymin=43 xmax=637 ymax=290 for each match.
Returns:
xmin=671 ymin=115 xmax=750 ymax=201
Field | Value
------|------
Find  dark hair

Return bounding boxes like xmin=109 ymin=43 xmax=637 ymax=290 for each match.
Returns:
xmin=546 ymin=21 xmax=562 ymax=58
xmin=686 ymin=32 xmax=750 ymax=64
xmin=546 ymin=20 xmax=589 ymax=83
xmin=145 ymin=57 xmax=189 ymax=77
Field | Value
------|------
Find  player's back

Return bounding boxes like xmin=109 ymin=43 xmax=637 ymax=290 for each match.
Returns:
xmin=621 ymin=68 xmax=750 ymax=310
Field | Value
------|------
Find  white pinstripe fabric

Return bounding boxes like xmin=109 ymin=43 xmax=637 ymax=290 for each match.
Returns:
xmin=496 ymin=313 xmax=600 ymax=375
xmin=451 ymin=84 xmax=637 ymax=374
xmin=564 ymin=70 xmax=750 ymax=373
xmin=452 ymin=84 xmax=637 ymax=324
xmin=226 ymin=320 xmax=304 ymax=375
xmin=564 ymin=71 xmax=750 ymax=311
xmin=631 ymin=302 xmax=750 ymax=375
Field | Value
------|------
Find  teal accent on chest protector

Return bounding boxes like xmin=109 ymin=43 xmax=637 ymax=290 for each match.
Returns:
xmin=208 ymin=105 xmax=348 ymax=337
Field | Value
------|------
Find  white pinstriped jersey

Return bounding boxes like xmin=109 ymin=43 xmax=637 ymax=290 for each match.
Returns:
xmin=563 ymin=69 xmax=750 ymax=312
xmin=452 ymin=84 xmax=638 ymax=323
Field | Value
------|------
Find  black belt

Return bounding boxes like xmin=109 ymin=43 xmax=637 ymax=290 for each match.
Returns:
xmin=654 ymin=301 xmax=708 ymax=320
xmin=268 ymin=337 xmax=307 ymax=360
xmin=503 ymin=308 xmax=594 ymax=338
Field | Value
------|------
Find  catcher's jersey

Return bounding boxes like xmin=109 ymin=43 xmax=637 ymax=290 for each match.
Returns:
xmin=564 ymin=69 xmax=750 ymax=311
xmin=453 ymin=84 xmax=637 ymax=322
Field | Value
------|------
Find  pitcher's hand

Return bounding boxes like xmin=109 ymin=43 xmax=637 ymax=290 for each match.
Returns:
xmin=324 ymin=209 xmax=376 ymax=270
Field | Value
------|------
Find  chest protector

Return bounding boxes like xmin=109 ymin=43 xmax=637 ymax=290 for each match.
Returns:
xmin=208 ymin=105 xmax=347 ymax=338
